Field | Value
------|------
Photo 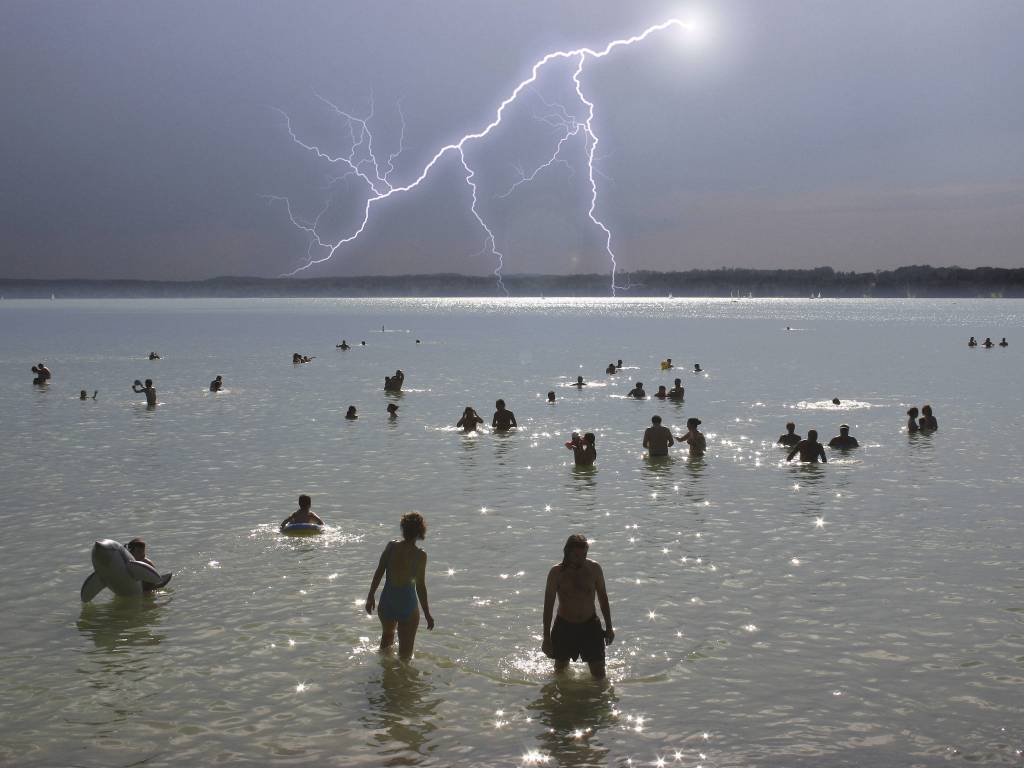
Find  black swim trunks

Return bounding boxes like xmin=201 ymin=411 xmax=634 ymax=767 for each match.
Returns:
xmin=551 ymin=614 xmax=605 ymax=663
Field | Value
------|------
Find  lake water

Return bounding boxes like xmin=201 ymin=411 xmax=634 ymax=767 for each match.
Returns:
xmin=1 ymin=297 xmax=1022 ymax=767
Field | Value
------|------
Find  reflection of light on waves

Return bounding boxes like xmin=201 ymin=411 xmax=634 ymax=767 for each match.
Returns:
xmin=792 ymin=399 xmax=874 ymax=410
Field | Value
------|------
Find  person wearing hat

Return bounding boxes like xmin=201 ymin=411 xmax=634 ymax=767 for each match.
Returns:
xmin=676 ymin=417 xmax=706 ymax=457
xmin=387 ymin=403 xmax=399 ymax=418
xmin=828 ymin=424 xmax=859 ymax=449
xmin=125 ymin=538 xmax=160 ymax=591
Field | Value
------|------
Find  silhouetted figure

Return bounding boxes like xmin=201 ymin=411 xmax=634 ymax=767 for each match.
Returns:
xmin=831 ymin=397 xmax=841 ymax=405
xmin=627 ymin=382 xmax=646 ymax=399
xmin=642 ymin=415 xmax=675 ymax=457
xmin=292 ymin=352 xmax=314 ymax=364
xmin=573 ymin=375 xmax=586 ymax=388
xmin=542 ymin=535 xmax=614 ymax=679
xmin=677 ymin=417 xmax=706 ymax=457
xmin=456 ymin=406 xmax=484 ymax=432
xmin=919 ymin=404 xmax=938 ymax=431
xmin=384 ymin=369 xmax=405 ymax=392
xmin=828 ymin=424 xmax=859 ymax=449
xmin=79 ymin=390 xmax=97 ymax=400
xmin=345 ymin=406 xmax=358 ymax=420
xmin=653 ymin=385 xmax=668 ymax=399
xmin=547 ymin=391 xmax=556 ymax=403
xmin=132 ymin=378 xmax=157 ymax=407
xmin=387 ymin=403 xmax=399 ymax=418
xmin=968 ymin=336 xmax=978 ymax=347
xmin=661 ymin=358 xmax=673 ymax=369
xmin=337 ymin=340 xmax=350 ymax=350
xmin=983 ymin=337 xmax=994 ymax=348
xmin=148 ymin=352 xmax=160 ymax=360
xmin=693 ymin=363 xmax=702 ymax=373
xmin=786 ymin=429 xmax=827 ymax=463
xmin=999 ymin=337 xmax=1008 ymax=347
xmin=492 ymin=399 xmax=517 ymax=432
xmin=778 ymin=422 xmax=801 ymax=447
xmin=668 ymin=378 xmax=685 ymax=400
xmin=365 ymin=512 xmax=434 ymax=660
xmin=31 ymin=362 xmax=51 ymax=385
xmin=566 ymin=432 xmax=597 ymax=466
xmin=605 ymin=363 xmax=616 ymax=375
xmin=906 ymin=407 xmax=920 ymax=433
xmin=209 ymin=375 xmax=223 ymax=392
xmin=616 ymin=359 xmax=623 ymax=370
xmin=280 ymin=494 xmax=324 ymax=532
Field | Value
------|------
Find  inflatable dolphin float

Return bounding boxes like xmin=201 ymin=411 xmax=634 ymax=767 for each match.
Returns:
xmin=80 ymin=539 xmax=172 ymax=602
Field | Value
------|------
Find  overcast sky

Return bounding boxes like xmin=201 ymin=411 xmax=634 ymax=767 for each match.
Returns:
xmin=2 ymin=0 xmax=1022 ymax=280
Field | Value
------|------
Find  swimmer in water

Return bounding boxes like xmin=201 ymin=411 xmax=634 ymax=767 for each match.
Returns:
xmin=777 ymin=422 xmax=801 ymax=447
xmin=456 ymin=406 xmax=483 ymax=432
xmin=693 ymin=363 xmax=702 ymax=374
xmin=573 ymin=375 xmax=586 ymax=388
xmin=337 ymin=340 xmax=350 ymax=350
xmin=125 ymin=538 xmax=160 ymax=592
xmin=209 ymin=375 xmax=223 ymax=392
xmin=606 ymin=363 xmax=616 ymax=375
xmin=668 ymin=378 xmax=685 ymax=400
xmin=542 ymin=534 xmax=614 ymax=679
xmin=999 ymin=337 xmax=1008 ymax=347
xmin=280 ymin=494 xmax=324 ymax=531
xmin=968 ymin=336 xmax=977 ymax=347
xmin=662 ymin=358 xmax=673 ymax=369
xmin=832 ymin=397 xmax=841 ymax=405
xmin=654 ymin=385 xmax=668 ymax=399
xmin=292 ymin=353 xmax=314 ymax=364
xmin=132 ymin=378 xmax=157 ymax=407
xmin=79 ymin=389 xmax=98 ymax=400
xmin=919 ymin=404 xmax=938 ymax=431
xmin=616 ymin=359 xmax=623 ymax=370
xmin=492 ymin=399 xmax=517 ymax=432
xmin=361 ymin=341 xmax=366 ymax=346
xmin=906 ymin=407 xmax=920 ymax=433
xmin=566 ymin=432 xmax=597 ymax=466
xmin=677 ymin=417 xmax=707 ymax=457
xmin=643 ymin=415 xmax=675 ymax=457
xmin=983 ymin=337 xmax=994 ymax=348
xmin=387 ymin=403 xmax=399 ymax=418
xmin=365 ymin=511 xmax=434 ymax=659
xmin=786 ymin=429 xmax=827 ymax=463
xmin=627 ymin=382 xmax=646 ymax=399
xmin=828 ymin=424 xmax=859 ymax=449
xmin=547 ymin=391 xmax=556 ymax=403
xmin=148 ymin=352 xmax=160 ymax=360
xmin=31 ymin=362 xmax=52 ymax=384
xmin=345 ymin=406 xmax=358 ymax=420
xmin=384 ymin=369 xmax=405 ymax=392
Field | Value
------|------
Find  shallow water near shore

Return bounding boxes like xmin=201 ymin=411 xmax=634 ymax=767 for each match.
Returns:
xmin=1 ymin=297 xmax=1022 ymax=767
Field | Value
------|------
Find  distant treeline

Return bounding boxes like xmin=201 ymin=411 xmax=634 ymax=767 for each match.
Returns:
xmin=2 ymin=266 xmax=1022 ymax=298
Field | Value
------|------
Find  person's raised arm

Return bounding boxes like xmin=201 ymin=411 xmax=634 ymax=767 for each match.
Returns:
xmin=415 ymin=550 xmax=434 ymax=630
xmin=365 ymin=543 xmax=391 ymax=615
xmin=594 ymin=563 xmax=614 ymax=645
xmin=541 ymin=566 xmax=558 ymax=657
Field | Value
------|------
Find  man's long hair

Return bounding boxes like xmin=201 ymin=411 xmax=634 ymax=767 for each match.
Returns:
xmin=561 ymin=534 xmax=589 ymax=566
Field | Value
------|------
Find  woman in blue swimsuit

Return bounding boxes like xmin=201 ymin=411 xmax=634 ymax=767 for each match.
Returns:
xmin=365 ymin=512 xmax=435 ymax=659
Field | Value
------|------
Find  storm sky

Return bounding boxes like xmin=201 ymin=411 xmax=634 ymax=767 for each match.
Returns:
xmin=2 ymin=0 xmax=1022 ymax=280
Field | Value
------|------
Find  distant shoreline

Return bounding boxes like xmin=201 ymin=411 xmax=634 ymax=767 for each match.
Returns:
xmin=1 ymin=266 xmax=1020 ymax=299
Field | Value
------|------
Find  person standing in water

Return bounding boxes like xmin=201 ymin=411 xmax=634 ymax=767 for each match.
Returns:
xmin=566 ymin=432 xmax=597 ymax=466
xmin=786 ymin=429 xmax=827 ymax=463
xmin=209 ymin=375 xmax=223 ymax=392
xmin=828 ymin=424 xmax=859 ymax=449
xmin=365 ymin=512 xmax=434 ymax=659
xmin=919 ymin=404 xmax=938 ymax=431
xmin=345 ymin=406 xmax=358 ymax=420
xmin=778 ymin=422 xmax=801 ymax=447
xmin=132 ymin=378 xmax=157 ymax=407
xmin=542 ymin=534 xmax=614 ymax=679
xmin=280 ymin=494 xmax=324 ymax=531
xmin=627 ymin=382 xmax=646 ymax=399
xmin=668 ymin=378 xmax=685 ymax=400
xmin=642 ymin=415 xmax=675 ymax=457
xmin=492 ymin=399 xmax=517 ymax=432
xmin=456 ymin=406 xmax=484 ymax=432
xmin=677 ymin=417 xmax=707 ymax=457
xmin=906 ymin=407 xmax=920 ymax=433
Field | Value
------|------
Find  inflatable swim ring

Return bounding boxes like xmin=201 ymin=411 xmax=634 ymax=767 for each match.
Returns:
xmin=282 ymin=522 xmax=324 ymax=536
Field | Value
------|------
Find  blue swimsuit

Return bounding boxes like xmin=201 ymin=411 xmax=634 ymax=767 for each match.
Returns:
xmin=378 ymin=579 xmax=418 ymax=621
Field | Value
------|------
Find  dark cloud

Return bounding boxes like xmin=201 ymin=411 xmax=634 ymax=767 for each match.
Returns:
xmin=2 ymin=0 xmax=1022 ymax=279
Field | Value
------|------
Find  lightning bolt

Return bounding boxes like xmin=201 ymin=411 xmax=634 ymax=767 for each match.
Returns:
xmin=272 ymin=18 xmax=688 ymax=295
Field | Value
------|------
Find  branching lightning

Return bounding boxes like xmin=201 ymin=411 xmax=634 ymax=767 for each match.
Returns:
xmin=271 ymin=18 xmax=689 ymax=295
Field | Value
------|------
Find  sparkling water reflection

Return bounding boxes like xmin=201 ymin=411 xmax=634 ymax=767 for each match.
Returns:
xmin=0 ymin=298 xmax=1022 ymax=766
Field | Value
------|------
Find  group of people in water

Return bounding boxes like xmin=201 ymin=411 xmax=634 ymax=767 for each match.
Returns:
xmin=968 ymin=336 xmax=1008 ymax=348
xmin=906 ymin=404 xmax=938 ymax=433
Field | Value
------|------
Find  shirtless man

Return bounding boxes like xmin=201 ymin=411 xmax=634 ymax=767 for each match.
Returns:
xmin=627 ymin=382 xmax=646 ymax=399
xmin=677 ymin=417 xmax=707 ymax=457
xmin=209 ymin=375 xmax=223 ymax=392
xmin=828 ymin=424 xmax=859 ymax=449
xmin=653 ymin=385 xmax=668 ymax=399
xmin=132 ymin=378 xmax=157 ymax=407
xmin=492 ymin=399 xmax=517 ymax=432
xmin=542 ymin=535 xmax=614 ymax=679
xmin=280 ymin=494 xmax=324 ymax=531
xmin=668 ymin=378 xmax=685 ymax=400
xmin=32 ymin=362 xmax=52 ymax=384
xmin=786 ymin=429 xmax=827 ymax=463
xmin=643 ymin=415 xmax=675 ymax=457
xmin=566 ymin=432 xmax=597 ymax=466
xmin=777 ymin=422 xmax=801 ymax=447
xmin=573 ymin=376 xmax=586 ymax=388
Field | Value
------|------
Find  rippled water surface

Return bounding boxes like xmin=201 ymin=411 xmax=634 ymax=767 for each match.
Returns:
xmin=1 ymin=298 xmax=1022 ymax=767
